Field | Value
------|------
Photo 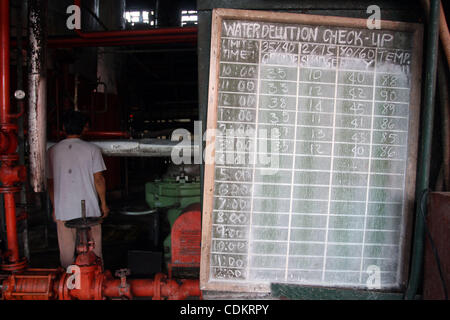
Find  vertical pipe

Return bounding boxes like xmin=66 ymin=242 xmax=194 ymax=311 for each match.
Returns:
xmin=16 ymin=0 xmax=29 ymax=262
xmin=28 ymin=0 xmax=48 ymax=192
xmin=16 ymin=0 xmax=26 ymax=171
xmin=4 ymin=193 xmax=19 ymax=263
xmin=405 ymin=0 xmax=440 ymax=299
xmin=0 ymin=0 xmax=10 ymax=261
xmin=0 ymin=0 xmax=17 ymax=265
xmin=0 ymin=195 xmax=4 ymax=252
xmin=0 ymin=0 xmax=10 ymax=124
xmin=0 ymin=0 xmax=26 ymax=271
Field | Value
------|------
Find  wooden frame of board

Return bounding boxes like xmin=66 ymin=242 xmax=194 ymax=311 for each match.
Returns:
xmin=200 ymin=8 xmax=423 ymax=293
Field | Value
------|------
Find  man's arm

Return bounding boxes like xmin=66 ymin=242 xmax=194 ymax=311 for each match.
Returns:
xmin=94 ymin=171 xmax=109 ymax=218
xmin=47 ymin=178 xmax=56 ymax=222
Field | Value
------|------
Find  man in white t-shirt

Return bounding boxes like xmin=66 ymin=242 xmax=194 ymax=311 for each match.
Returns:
xmin=46 ymin=110 xmax=109 ymax=268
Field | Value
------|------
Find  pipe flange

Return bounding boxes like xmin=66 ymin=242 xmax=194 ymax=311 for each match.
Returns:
xmin=58 ymin=272 xmax=71 ymax=300
xmin=94 ymin=272 xmax=104 ymax=300
xmin=0 ymin=154 xmax=19 ymax=162
xmin=0 ymin=258 xmax=27 ymax=272
xmin=0 ymin=123 xmax=18 ymax=132
xmin=153 ymin=273 xmax=166 ymax=300
xmin=0 ymin=186 xmax=22 ymax=194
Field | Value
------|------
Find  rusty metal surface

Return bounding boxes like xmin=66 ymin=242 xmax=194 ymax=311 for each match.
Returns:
xmin=423 ymin=192 xmax=450 ymax=299
xmin=170 ymin=204 xmax=201 ymax=268
xmin=28 ymin=0 xmax=47 ymax=192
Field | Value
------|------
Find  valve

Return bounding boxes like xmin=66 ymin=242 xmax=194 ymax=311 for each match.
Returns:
xmin=115 ymin=268 xmax=132 ymax=299
xmin=65 ymin=200 xmax=102 ymax=266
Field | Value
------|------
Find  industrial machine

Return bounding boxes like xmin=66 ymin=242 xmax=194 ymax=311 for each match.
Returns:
xmin=145 ymin=164 xmax=201 ymax=266
xmin=0 ymin=200 xmax=202 ymax=300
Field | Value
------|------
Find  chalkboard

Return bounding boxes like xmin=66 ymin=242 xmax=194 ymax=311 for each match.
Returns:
xmin=200 ymin=8 xmax=423 ymax=293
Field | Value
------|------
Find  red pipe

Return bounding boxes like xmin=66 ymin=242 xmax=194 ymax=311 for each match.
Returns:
xmin=46 ymin=34 xmax=197 ymax=48
xmin=2 ymin=270 xmax=201 ymax=300
xmin=51 ymin=130 xmax=130 ymax=139
xmin=0 ymin=0 xmax=10 ymax=124
xmin=75 ymin=26 xmax=198 ymax=38
xmin=0 ymin=0 xmax=15 ymax=264
xmin=100 ymin=274 xmax=201 ymax=300
xmin=0 ymin=0 xmax=27 ymax=271
xmin=72 ymin=27 xmax=198 ymax=39
xmin=83 ymin=131 xmax=130 ymax=139
xmin=4 ymin=193 xmax=19 ymax=263
xmin=0 ymin=131 xmax=8 ymax=152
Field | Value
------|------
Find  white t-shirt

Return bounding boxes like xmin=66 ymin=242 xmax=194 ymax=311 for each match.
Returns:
xmin=46 ymin=138 xmax=106 ymax=221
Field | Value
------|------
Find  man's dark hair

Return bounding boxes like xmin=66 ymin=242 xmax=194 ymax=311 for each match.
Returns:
xmin=62 ymin=110 xmax=89 ymax=135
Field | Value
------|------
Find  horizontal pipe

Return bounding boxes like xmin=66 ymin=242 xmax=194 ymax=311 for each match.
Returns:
xmin=73 ymin=20 xmax=197 ymax=39
xmin=71 ymin=27 xmax=197 ymax=38
xmin=2 ymin=270 xmax=201 ymax=300
xmin=82 ymin=131 xmax=130 ymax=138
xmin=50 ymin=130 xmax=130 ymax=139
xmin=103 ymin=277 xmax=201 ymax=299
xmin=72 ymin=27 xmax=197 ymax=37
xmin=103 ymin=279 xmax=153 ymax=297
xmin=11 ymin=32 xmax=198 ymax=48
xmin=45 ymin=35 xmax=197 ymax=48
xmin=47 ymin=139 xmax=199 ymax=158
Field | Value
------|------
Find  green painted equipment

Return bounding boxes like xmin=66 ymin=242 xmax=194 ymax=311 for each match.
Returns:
xmin=145 ymin=176 xmax=201 ymax=264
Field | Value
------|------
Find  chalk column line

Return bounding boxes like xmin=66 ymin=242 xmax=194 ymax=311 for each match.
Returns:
xmin=245 ymin=39 xmax=263 ymax=281
xmin=321 ymin=42 xmax=340 ymax=282
xmin=284 ymin=42 xmax=302 ymax=281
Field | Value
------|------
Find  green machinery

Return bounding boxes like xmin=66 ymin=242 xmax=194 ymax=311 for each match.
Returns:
xmin=145 ymin=173 xmax=201 ymax=263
